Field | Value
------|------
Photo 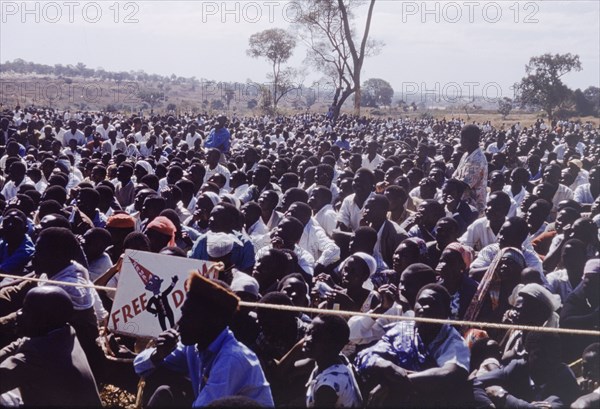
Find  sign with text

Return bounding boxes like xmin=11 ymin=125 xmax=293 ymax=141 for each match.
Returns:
xmin=108 ymin=250 xmax=217 ymax=338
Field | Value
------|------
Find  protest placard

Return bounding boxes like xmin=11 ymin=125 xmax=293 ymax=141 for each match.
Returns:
xmin=107 ymin=249 xmax=218 ymax=338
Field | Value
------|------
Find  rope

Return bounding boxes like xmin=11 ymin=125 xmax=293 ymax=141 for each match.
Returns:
xmin=2 ymin=272 xmax=599 ymax=337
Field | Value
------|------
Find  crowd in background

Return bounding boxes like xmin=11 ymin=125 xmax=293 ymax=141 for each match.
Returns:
xmin=0 ymin=105 xmax=599 ymax=408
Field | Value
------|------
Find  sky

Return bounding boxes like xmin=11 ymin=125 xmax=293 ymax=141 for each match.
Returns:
xmin=1 ymin=0 xmax=599 ymax=103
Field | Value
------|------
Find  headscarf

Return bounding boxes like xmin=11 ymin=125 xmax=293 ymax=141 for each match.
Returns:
xmin=353 ymin=252 xmax=377 ymax=277
xmin=445 ymin=242 xmax=474 ymax=269
xmin=463 ymin=247 xmax=525 ymax=325
xmin=202 ymin=192 xmax=221 ymax=206
xmin=135 ymin=160 xmax=154 ymax=175
xmin=146 ymin=216 xmax=176 ymax=247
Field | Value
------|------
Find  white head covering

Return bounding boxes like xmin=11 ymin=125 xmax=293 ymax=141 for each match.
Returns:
xmin=202 ymin=192 xmax=221 ymax=206
xmin=352 ymin=252 xmax=377 ymax=276
xmin=135 ymin=160 xmax=154 ymax=175
xmin=206 ymin=232 xmax=241 ymax=258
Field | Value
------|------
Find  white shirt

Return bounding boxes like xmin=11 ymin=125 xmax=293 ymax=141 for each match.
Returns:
xmin=553 ymin=142 xmax=585 ymax=160
xmin=459 ymin=217 xmax=498 ymax=251
xmin=546 ymin=269 xmax=574 ymax=304
xmin=361 ymin=154 xmax=385 ymax=171
xmin=298 ymin=219 xmax=340 ymax=266
xmin=551 ymin=184 xmax=574 ymax=213
xmin=185 ymin=132 xmax=203 ymax=148
xmin=247 ymin=219 xmax=270 ymax=252
xmin=486 ymin=142 xmax=506 ymax=154
xmin=338 ymin=192 xmax=374 ymax=232
xmin=471 ymin=243 xmax=543 ymax=273
xmin=1 ymin=176 xmax=34 ymax=200
xmin=204 ymin=163 xmax=231 ymax=192
xmin=314 ymin=205 xmax=337 ymax=238
xmin=503 ymin=186 xmax=526 ymax=209
xmin=255 ymin=244 xmax=315 ymax=277
xmin=306 ymin=183 xmax=340 ymax=204
xmin=348 ymin=303 xmax=413 ymax=345
xmin=63 ymin=129 xmax=85 ymax=146
xmin=95 ymin=124 xmax=115 ymax=140
xmin=573 ymin=183 xmax=596 ymax=204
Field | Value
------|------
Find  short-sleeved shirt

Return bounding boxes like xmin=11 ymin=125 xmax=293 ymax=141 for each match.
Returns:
xmin=306 ymin=359 xmax=362 ymax=408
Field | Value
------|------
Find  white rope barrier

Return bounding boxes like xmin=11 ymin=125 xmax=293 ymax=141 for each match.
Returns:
xmin=1 ymin=272 xmax=598 ymax=337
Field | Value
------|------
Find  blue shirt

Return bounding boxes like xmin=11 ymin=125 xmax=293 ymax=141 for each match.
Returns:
xmin=0 ymin=234 xmax=35 ymax=276
xmin=134 ymin=328 xmax=274 ymax=407
xmin=189 ymin=231 xmax=255 ymax=272
xmin=335 ymin=139 xmax=350 ymax=150
xmin=204 ymin=128 xmax=231 ymax=153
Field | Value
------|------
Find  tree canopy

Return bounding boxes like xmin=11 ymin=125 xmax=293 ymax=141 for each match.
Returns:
xmin=516 ymin=53 xmax=582 ymax=119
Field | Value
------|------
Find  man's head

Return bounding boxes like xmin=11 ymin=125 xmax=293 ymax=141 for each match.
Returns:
xmin=253 ymin=249 xmax=292 ymax=292
xmin=303 ymin=315 xmax=350 ymax=360
xmin=1 ymin=208 xmax=28 ymax=245
xmin=561 ymin=239 xmax=587 ymax=281
xmin=241 ymin=202 xmax=262 ymax=231
xmin=361 ymin=194 xmax=390 ymax=226
xmin=252 ymin=165 xmax=271 ymax=189
xmin=258 ymin=190 xmax=279 ymax=214
xmin=208 ymin=203 xmax=240 ymax=233
xmin=271 ymin=217 xmax=304 ymax=250
xmin=8 ymin=162 xmax=26 ymax=184
xmin=485 ymin=191 xmax=512 ymax=223
xmin=415 ymin=199 xmax=446 ymax=229
xmin=434 ymin=217 xmax=459 ymax=246
xmin=525 ymin=332 xmax=562 ymax=383
xmin=17 ymin=286 xmax=73 ymax=338
xmin=280 ymin=188 xmax=308 ymax=212
xmin=400 ymin=263 xmax=437 ymax=308
xmin=543 ymin=164 xmax=561 ymax=185
xmin=582 ymin=343 xmax=600 ymax=383
xmin=414 ymin=283 xmax=451 ymax=338
xmin=308 ymin=186 xmax=332 ymax=213
xmin=460 ymin=125 xmax=481 ymax=152
xmin=514 ymin=283 xmax=558 ymax=326
xmin=179 ymin=272 xmax=239 ymax=349
xmin=497 ymin=217 xmax=529 ymax=249
xmin=285 ymin=202 xmax=313 ymax=227
xmin=33 ymin=227 xmax=81 ymax=276
xmin=441 ymin=178 xmax=467 ymax=205
xmin=525 ymin=199 xmax=552 ymax=233
xmin=352 ymin=168 xmax=375 ymax=199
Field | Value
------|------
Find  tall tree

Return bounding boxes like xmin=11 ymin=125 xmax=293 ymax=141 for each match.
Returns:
xmin=361 ymin=78 xmax=394 ymax=107
xmin=516 ymin=53 xmax=582 ymax=119
xmin=247 ymin=28 xmax=298 ymax=111
xmin=497 ymin=97 xmax=513 ymax=119
xmin=295 ymin=0 xmax=379 ymax=120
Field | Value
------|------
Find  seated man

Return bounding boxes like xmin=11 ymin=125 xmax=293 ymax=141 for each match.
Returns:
xmin=0 ymin=286 xmax=101 ymax=407
xmin=356 ymin=284 xmax=471 ymax=407
xmin=459 ymin=191 xmax=511 ymax=252
xmin=572 ymin=343 xmax=600 ymax=409
xmin=134 ymin=271 xmax=274 ymax=407
xmin=560 ymin=259 xmax=600 ymax=363
xmin=360 ymin=194 xmax=408 ymax=270
xmin=470 ymin=217 xmax=543 ymax=280
xmin=473 ymin=332 xmax=580 ymax=408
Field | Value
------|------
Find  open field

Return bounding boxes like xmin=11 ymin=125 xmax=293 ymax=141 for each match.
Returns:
xmin=1 ymin=73 xmax=598 ymax=128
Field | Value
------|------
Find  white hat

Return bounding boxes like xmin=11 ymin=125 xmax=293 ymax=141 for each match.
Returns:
xmin=353 ymin=252 xmax=377 ymax=276
xmin=519 ymin=283 xmax=561 ymax=312
xmin=230 ymin=271 xmax=260 ymax=299
xmin=206 ymin=232 xmax=241 ymax=258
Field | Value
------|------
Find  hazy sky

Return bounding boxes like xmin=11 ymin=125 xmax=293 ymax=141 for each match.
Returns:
xmin=1 ymin=0 xmax=598 ymax=101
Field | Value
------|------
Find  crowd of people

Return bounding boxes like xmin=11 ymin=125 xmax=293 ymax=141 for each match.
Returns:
xmin=0 ymin=106 xmax=599 ymax=408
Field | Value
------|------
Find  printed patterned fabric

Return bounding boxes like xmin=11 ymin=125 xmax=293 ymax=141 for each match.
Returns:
xmin=354 ymin=321 xmax=427 ymax=379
